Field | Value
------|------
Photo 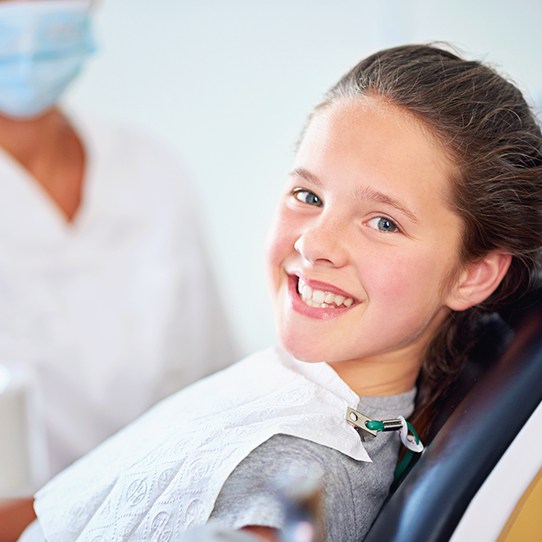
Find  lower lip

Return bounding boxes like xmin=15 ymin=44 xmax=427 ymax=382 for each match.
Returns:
xmin=287 ymin=275 xmax=356 ymax=320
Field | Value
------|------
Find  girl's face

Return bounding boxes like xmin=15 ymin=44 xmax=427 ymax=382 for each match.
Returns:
xmin=267 ymin=97 xmax=465 ymax=394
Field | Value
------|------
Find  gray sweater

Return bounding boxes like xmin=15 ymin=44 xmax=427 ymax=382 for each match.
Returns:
xmin=210 ymin=389 xmax=416 ymax=542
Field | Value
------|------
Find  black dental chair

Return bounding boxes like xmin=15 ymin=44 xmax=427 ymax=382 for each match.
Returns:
xmin=363 ymin=288 xmax=542 ymax=542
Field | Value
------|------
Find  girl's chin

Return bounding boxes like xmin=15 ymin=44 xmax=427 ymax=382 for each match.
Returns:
xmin=279 ymin=335 xmax=329 ymax=363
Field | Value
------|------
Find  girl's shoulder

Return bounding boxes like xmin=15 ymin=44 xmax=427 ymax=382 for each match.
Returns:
xmin=212 ymin=432 xmax=400 ymax=542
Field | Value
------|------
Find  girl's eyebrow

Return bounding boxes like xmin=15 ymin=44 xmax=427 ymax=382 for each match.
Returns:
xmin=289 ymin=167 xmax=322 ymax=186
xmin=289 ymin=167 xmax=419 ymax=224
xmin=355 ymin=185 xmax=419 ymax=224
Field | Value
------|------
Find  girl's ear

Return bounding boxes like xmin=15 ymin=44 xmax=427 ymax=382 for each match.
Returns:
xmin=446 ymin=251 xmax=512 ymax=311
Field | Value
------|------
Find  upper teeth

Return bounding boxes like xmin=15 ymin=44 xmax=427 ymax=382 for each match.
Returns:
xmin=297 ymin=278 xmax=354 ymax=308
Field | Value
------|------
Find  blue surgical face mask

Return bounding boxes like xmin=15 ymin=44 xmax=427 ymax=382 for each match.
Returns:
xmin=0 ymin=0 xmax=95 ymax=119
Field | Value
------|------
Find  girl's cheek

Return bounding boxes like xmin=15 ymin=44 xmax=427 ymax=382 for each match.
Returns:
xmin=265 ymin=221 xmax=290 ymax=276
xmin=267 ymin=207 xmax=298 ymax=249
xmin=361 ymin=253 xmax=417 ymax=297
xmin=266 ymin=224 xmax=292 ymax=266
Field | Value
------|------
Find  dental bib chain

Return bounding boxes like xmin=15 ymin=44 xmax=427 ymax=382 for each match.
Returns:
xmin=346 ymin=407 xmax=424 ymax=453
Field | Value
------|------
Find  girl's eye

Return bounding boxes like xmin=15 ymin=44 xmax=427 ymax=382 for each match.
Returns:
xmin=366 ymin=216 xmax=400 ymax=233
xmin=292 ymin=188 xmax=323 ymax=207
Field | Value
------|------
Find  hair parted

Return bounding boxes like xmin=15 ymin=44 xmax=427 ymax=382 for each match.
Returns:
xmin=316 ymin=44 xmax=542 ymax=437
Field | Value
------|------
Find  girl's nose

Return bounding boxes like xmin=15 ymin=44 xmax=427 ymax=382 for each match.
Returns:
xmin=293 ymin=221 xmax=348 ymax=268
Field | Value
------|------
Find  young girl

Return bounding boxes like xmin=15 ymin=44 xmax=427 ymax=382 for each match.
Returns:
xmin=24 ymin=44 xmax=542 ymax=542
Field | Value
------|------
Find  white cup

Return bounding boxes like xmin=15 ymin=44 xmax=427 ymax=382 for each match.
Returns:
xmin=0 ymin=364 xmax=48 ymax=498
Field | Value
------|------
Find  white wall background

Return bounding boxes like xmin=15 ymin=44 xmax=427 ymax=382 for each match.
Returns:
xmin=64 ymin=0 xmax=542 ymax=356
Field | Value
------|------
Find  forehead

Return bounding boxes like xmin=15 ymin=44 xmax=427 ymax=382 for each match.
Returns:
xmin=296 ymin=97 xmax=458 ymax=205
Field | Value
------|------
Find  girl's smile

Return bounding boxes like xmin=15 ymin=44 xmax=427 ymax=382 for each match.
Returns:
xmin=267 ymin=96 xmax=467 ymax=395
xmin=289 ymin=273 xmax=359 ymax=319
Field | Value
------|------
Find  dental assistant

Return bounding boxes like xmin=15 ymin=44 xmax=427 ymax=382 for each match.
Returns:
xmin=0 ymin=0 xmax=236 ymax=538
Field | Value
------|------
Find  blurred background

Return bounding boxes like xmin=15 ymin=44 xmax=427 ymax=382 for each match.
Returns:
xmin=65 ymin=0 xmax=542 ymax=355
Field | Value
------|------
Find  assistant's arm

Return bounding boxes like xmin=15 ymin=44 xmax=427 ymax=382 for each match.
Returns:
xmin=0 ymin=499 xmax=36 ymax=542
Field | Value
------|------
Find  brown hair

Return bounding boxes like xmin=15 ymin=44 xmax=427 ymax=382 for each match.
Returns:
xmin=317 ymin=44 xmax=542 ymax=439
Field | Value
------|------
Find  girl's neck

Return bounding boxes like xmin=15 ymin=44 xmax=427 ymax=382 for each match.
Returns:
xmin=330 ymin=356 xmax=421 ymax=396
xmin=327 ymin=335 xmax=430 ymax=396
xmin=328 ymin=308 xmax=449 ymax=396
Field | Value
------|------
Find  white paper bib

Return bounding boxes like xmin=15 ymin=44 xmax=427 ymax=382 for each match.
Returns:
xmin=34 ymin=347 xmax=370 ymax=541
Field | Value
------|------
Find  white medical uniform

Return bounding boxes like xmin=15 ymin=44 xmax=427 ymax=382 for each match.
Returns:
xmin=0 ymin=111 xmax=237 ymax=479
